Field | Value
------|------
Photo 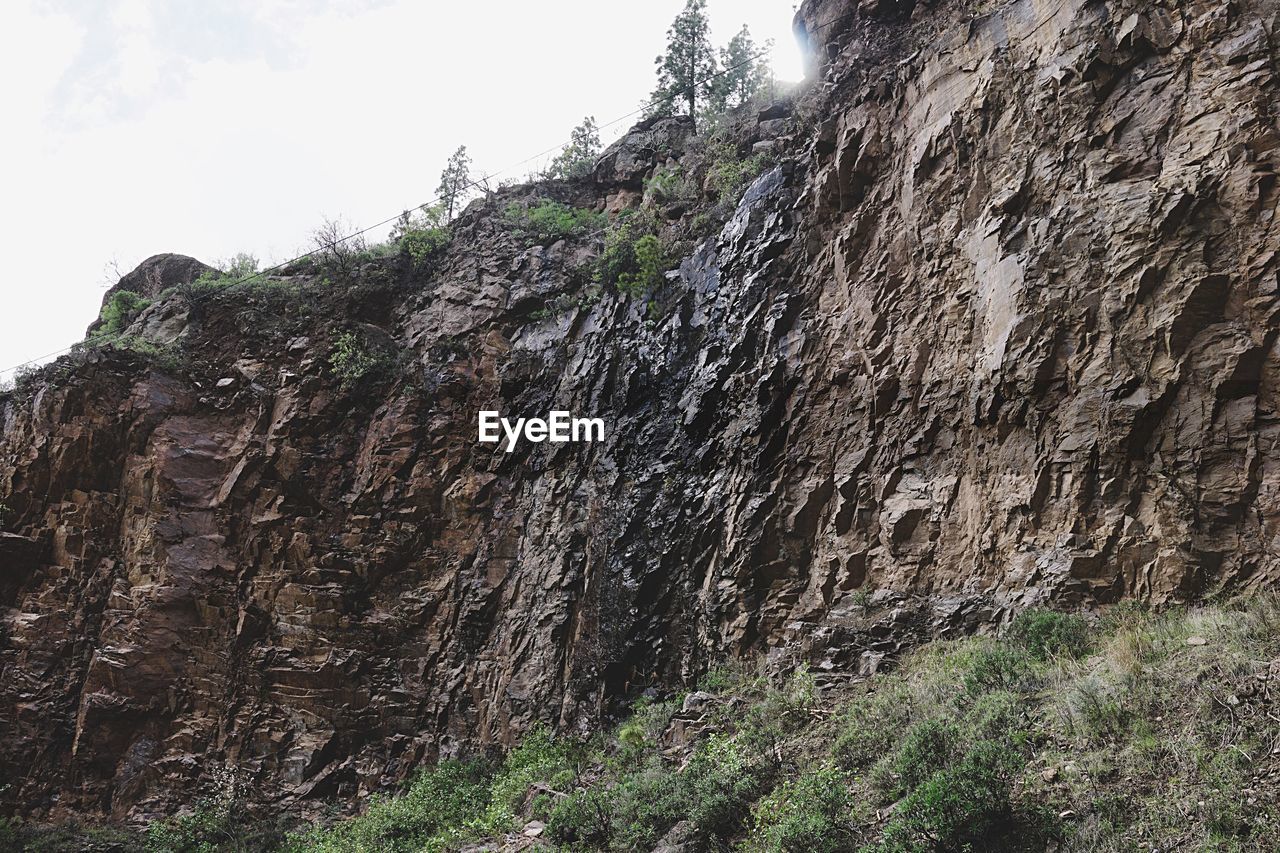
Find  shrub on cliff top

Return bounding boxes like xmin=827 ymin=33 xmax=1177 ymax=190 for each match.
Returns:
xmin=545 ymin=115 xmax=601 ymax=180
xmin=187 ymin=253 xmax=261 ymax=292
xmin=95 ymin=289 xmax=151 ymax=338
xmin=391 ymin=204 xmax=451 ymax=267
xmin=504 ymin=199 xmax=604 ymax=245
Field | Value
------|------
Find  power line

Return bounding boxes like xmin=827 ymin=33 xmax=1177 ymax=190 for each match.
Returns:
xmin=1 ymin=10 xmax=857 ymax=383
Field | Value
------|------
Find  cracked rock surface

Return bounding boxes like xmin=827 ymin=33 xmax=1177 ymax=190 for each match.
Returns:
xmin=2 ymin=0 xmax=1279 ymax=822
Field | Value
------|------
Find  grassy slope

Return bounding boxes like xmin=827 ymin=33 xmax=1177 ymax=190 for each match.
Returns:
xmin=7 ymin=598 xmax=1279 ymax=852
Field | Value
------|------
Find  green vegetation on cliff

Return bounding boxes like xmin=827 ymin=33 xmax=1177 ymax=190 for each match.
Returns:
xmin=5 ymin=598 xmax=1279 ymax=851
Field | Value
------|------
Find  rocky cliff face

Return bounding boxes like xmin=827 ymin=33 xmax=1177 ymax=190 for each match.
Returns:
xmin=2 ymin=0 xmax=1278 ymax=823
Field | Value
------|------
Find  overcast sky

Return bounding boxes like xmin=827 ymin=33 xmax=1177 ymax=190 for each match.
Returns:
xmin=0 ymin=0 xmax=805 ymax=382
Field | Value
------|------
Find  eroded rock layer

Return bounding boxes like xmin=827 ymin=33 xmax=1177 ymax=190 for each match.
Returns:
xmin=2 ymin=0 xmax=1278 ymax=821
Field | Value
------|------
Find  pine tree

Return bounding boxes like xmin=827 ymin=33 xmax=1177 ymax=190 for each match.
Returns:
xmin=716 ymin=25 xmax=773 ymax=112
xmin=546 ymin=116 xmax=601 ymax=180
xmin=648 ymin=0 xmax=717 ymax=123
xmin=437 ymin=145 xmax=473 ymax=220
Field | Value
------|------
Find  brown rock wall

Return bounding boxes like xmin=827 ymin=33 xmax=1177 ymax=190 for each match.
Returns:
xmin=1 ymin=0 xmax=1277 ymax=821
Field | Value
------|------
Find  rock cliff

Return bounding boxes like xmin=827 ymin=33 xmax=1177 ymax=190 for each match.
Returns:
xmin=2 ymin=0 xmax=1278 ymax=823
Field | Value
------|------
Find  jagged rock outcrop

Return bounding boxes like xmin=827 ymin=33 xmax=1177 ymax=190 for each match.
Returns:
xmin=86 ymin=253 xmax=214 ymax=337
xmin=111 ymin=253 xmax=213 ymax=300
xmin=2 ymin=0 xmax=1278 ymax=824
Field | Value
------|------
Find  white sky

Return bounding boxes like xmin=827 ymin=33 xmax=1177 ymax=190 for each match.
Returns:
xmin=0 ymin=0 xmax=805 ymax=382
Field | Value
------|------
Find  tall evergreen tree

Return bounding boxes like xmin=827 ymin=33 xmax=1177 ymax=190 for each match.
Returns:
xmin=716 ymin=25 xmax=773 ymax=112
xmin=437 ymin=145 xmax=473 ymax=220
xmin=547 ymin=116 xmax=601 ymax=180
xmin=649 ymin=0 xmax=717 ymax=123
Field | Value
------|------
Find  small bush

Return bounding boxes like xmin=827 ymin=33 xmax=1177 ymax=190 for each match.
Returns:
xmin=616 ymin=699 xmax=673 ymax=766
xmin=683 ymin=733 xmax=773 ymax=837
xmin=707 ymin=142 xmax=771 ymax=205
xmin=964 ymin=690 xmax=1028 ymax=747
xmin=392 ymin=205 xmax=451 ymax=267
xmin=1007 ymin=608 xmax=1091 ymax=661
xmin=146 ymin=798 xmax=251 ymax=852
xmin=289 ymin=761 xmax=490 ymax=853
xmin=872 ymin=740 xmax=1024 ymax=853
xmin=879 ymin=718 xmax=960 ymax=799
xmin=644 ymin=165 xmax=696 ymax=209
xmin=108 ymin=336 xmax=184 ymax=372
xmin=547 ymin=785 xmax=614 ymax=847
xmin=699 ymin=663 xmax=750 ymax=694
xmin=550 ymin=707 xmax=777 ymax=850
xmin=597 ymin=212 xmax=647 ymax=288
xmin=748 ymin=766 xmax=856 ymax=853
xmin=311 ymin=217 xmax=368 ymax=278
xmin=96 ymin=290 xmax=151 ymax=337
xmin=963 ymin=646 xmax=1031 ymax=695
xmin=1069 ymin=680 xmax=1131 ymax=743
xmin=833 ymin=683 xmax=915 ymax=772
xmin=617 ymin=234 xmax=668 ymax=296
xmin=327 ymin=331 xmax=394 ymax=390
xmin=593 ymin=210 xmax=673 ymax=298
xmin=292 ymin=728 xmax=586 ymax=852
xmin=400 ymin=227 xmax=450 ymax=266
xmin=189 ymin=253 xmax=260 ymax=290
xmin=606 ymin=763 xmax=691 ymax=850
xmin=504 ymin=200 xmax=603 ymax=245
xmin=481 ymin=726 xmax=579 ymax=827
